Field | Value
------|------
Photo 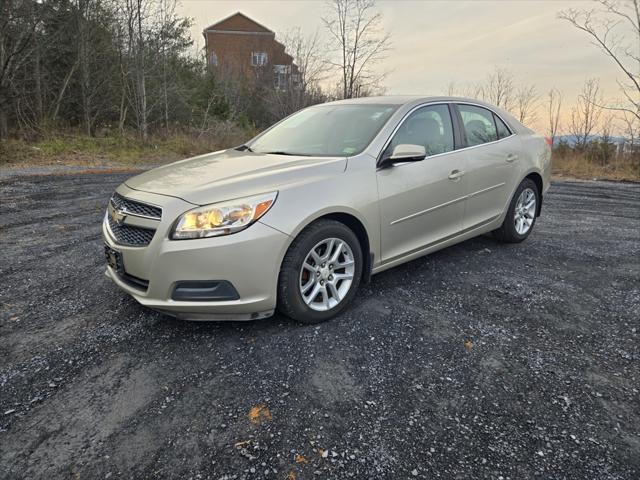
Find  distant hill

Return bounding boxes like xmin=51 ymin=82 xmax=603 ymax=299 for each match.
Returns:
xmin=554 ymin=135 xmax=625 ymax=146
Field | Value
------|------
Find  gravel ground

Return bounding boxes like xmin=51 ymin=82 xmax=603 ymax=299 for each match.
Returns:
xmin=0 ymin=173 xmax=638 ymax=479
xmin=0 ymin=164 xmax=151 ymax=178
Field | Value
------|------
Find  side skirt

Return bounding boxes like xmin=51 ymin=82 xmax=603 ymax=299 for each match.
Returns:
xmin=371 ymin=215 xmax=500 ymax=275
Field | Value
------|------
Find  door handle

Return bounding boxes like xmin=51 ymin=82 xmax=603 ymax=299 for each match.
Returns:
xmin=506 ymin=153 xmax=518 ymax=163
xmin=448 ymin=169 xmax=465 ymax=180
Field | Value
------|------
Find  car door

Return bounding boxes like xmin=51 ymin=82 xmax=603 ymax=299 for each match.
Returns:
xmin=455 ymin=103 xmax=521 ymax=229
xmin=377 ymin=103 xmax=467 ymax=263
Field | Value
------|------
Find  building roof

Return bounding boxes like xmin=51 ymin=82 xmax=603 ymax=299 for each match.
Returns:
xmin=203 ymin=12 xmax=274 ymax=35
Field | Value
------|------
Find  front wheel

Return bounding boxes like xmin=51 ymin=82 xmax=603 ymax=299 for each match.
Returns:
xmin=277 ymin=220 xmax=363 ymax=324
xmin=493 ymin=178 xmax=539 ymax=243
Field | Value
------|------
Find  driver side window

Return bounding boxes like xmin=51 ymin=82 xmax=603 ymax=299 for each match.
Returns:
xmin=384 ymin=104 xmax=454 ymax=158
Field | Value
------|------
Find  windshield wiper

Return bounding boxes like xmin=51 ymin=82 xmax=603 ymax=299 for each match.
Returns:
xmin=235 ymin=144 xmax=253 ymax=152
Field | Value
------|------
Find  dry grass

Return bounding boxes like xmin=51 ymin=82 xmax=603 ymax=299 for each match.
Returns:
xmin=0 ymin=126 xmax=253 ymax=168
xmin=2 ymin=132 xmax=638 ymax=184
xmin=552 ymin=151 xmax=640 ymax=182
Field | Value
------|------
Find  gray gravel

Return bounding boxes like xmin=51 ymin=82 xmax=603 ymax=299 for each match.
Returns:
xmin=0 ymin=163 xmax=158 ymax=178
xmin=0 ymin=173 xmax=638 ymax=479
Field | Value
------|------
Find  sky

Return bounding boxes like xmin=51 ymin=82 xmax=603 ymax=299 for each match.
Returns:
xmin=177 ymin=0 xmax=636 ymax=133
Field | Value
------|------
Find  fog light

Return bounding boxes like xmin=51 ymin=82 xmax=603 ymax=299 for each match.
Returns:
xmin=171 ymin=281 xmax=239 ymax=301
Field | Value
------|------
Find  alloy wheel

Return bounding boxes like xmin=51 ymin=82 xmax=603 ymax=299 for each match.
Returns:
xmin=298 ymin=237 xmax=355 ymax=312
xmin=514 ymin=187 xmax=536 ymax=235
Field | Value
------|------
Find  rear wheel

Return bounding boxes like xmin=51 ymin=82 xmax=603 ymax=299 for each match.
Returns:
xmin=277 ymin=220 xmax=363 ymax=324
xmin=493 ymin=178 xmax=539 ymax=243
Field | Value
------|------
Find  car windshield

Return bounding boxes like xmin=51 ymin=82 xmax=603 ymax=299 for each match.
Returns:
xmin=248 ymin=104 xmax=398 ymax=157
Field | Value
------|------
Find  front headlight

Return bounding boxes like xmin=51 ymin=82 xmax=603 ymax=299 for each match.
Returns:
xmin=171 ymin=192 xmax=278 ymax=239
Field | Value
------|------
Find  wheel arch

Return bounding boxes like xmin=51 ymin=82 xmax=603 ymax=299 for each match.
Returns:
xmin=524 ymin=171 xmax=544 ymax=216
xmin=279 ymin=209 xmax=374 ymax=285
xmin=322 ymin=212 xmax=372 ymax=283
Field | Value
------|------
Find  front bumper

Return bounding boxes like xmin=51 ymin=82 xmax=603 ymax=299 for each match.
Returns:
xmin=102 ymin=185 xmax=290 ymax=321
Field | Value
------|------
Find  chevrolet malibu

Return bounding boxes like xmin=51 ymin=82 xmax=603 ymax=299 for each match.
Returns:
xmin=103 ymin=96 xmax=551 ymax=323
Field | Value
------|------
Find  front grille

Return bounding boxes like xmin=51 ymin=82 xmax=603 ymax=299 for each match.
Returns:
xmin=107 ymin=215 xmax=156 ymax=246
xmin=111 ymin=192 xmax=162 ymax=219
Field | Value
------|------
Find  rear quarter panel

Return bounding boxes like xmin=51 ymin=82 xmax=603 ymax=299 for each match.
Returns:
xmin=519 ymin=133 xmax=552 ymax=194
xmin=494 ymin=107 xmax=551 ymax=195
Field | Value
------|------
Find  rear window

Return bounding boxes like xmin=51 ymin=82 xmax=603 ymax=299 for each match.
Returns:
xmin=494 ymin=114 xmax=512 ymax=139
xmin=458 ymin=104 xmax=498 ymax=146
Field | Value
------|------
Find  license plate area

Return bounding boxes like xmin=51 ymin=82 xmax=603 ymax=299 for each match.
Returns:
xmin=104 ymin=244 xmax=125 ymax=275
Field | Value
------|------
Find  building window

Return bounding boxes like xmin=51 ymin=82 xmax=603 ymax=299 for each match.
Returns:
xmin=251 ymin=52 xmax=268 ymax=66
xmin=274 ymin=72 xmax=288 ymax=90
xmin=274 ymin=64 xmax=291 ymax=74
xmin=209 ymin=51 xmax=218 ymax=66
xmin=274 ymin=65 xmax=291 ymax=89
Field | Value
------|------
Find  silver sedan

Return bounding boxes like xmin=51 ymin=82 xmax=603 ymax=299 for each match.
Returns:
xmin=103 ymin=96 xmax=551 ymax=323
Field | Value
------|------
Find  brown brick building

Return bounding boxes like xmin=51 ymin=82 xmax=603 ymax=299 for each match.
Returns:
xmin=203 ymin=12 xmax=299 ymax=89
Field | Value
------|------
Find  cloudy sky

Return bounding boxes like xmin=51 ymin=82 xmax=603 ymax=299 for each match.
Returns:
xmin=178 ymin=0 xmax=634 ymax=133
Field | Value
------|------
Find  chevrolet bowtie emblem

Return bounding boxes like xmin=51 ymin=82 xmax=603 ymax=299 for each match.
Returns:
xmin=111 ymin=208 xmax=127 ymax=225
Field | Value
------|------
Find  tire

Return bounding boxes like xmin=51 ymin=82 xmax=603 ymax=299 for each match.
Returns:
xmin=493 ymin=178 xmax=540 ymax=243
xmin=277 ymin=219 xmax=363 ymax=324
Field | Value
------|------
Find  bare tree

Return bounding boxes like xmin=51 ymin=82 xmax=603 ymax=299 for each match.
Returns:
xmin=570 ymin=78 xmax=603 ymax=149
xmin=322 ymin=0 xmax=391 ymax=99
xmin=153 ymin=0 xmax=191 ymax=131
xmin=595 ymin=112 xmax=618 ymax=165
xmin=448 ymin=67 xmax=538 ymax=128
xmin=120 ymin=0 xmax=150 ymax=140
xmin=547 ymin=88 xmax=563 ymax=143
xmin=76 ymin=0 xmax=116 ymax=136
xmin=514 ymin=84 xmax=538 ymax=126
xmin=1 ymin=0 xmax=234 ymax=141
xmin=135 ymin=0 xmax=148 ymax=140
xmin=480 ymin=67 xmax=514 ymax=110
xmin=445 ymin=81 xmax=482 ymax=99
xmin=284 ymin=28 xmax=326 ymax=95
xmin=267 ymin=28 xmax=327 ymax=119
xmin=158 ymin=0 xmax=174 ymax=130
xmin=618 ymin=110 xmax=639 ymax=153
xmin=0 ymin=0 xmax=40 ymax=139
xmin=464 ymin=67 xmax=537 ymax=124
xmin=559 ymin=0 xmax=639 ymax=121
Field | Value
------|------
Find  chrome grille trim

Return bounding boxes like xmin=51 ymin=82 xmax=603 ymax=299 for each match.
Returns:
xmin=110 ymin=192 xmax=162 ymax=220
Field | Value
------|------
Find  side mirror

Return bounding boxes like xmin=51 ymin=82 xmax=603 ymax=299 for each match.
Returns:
xmin=380 ymin=144 xmax=426 ymax=168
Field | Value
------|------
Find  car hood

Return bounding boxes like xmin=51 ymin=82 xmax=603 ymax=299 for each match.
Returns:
xmin=125 ymin=149 xmax=347 ymax=205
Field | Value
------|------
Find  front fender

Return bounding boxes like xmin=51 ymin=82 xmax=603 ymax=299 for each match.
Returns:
xmin=258 ymin=154 xmax=381 ymax=268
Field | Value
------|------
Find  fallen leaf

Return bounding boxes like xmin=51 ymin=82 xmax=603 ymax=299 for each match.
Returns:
xmin=249 ymin=404 xmax=272 ymax=425
xmin=286 ymin=471 xmax=297 ymax=480
xmin=234 ymin=440 xmax=251 ymax=448
xmin=464 ymin=339 xmax=474 ymax=351
xmin=294 ymin=454 xmax=308 ymax=464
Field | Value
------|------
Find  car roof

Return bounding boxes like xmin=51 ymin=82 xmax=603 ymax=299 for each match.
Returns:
xmin=322 ymin=95 xmax=488 ymax=106
xmin=321 ymin=95 xmax=528 ymax=134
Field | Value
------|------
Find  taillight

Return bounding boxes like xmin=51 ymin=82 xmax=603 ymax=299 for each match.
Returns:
xmin=544 ymin=137 xmax=553 ymax=148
